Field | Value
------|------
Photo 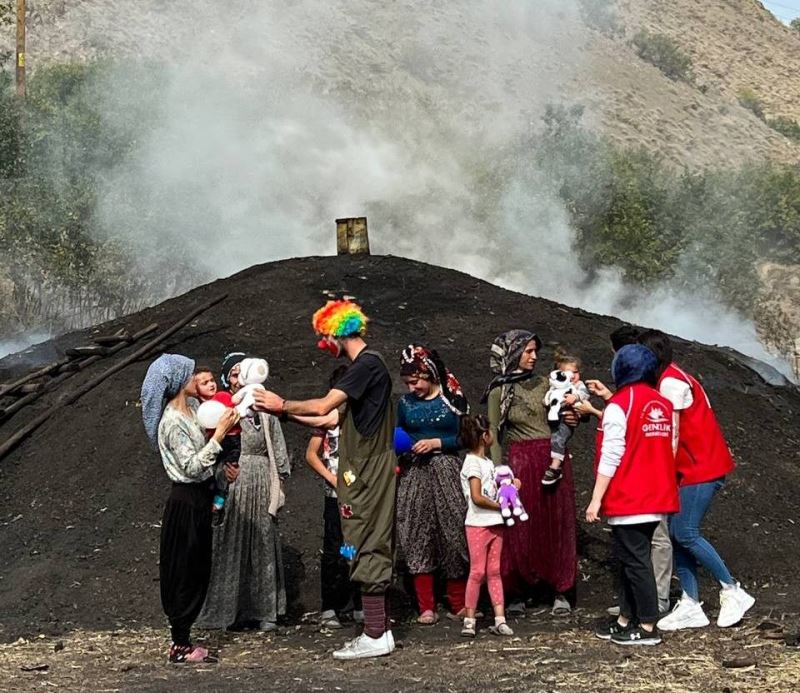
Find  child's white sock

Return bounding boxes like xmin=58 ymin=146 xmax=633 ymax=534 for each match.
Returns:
xmin=463 ymin=617 xmax=476 ymax=628
xmin=494 ymin=616 xmax=506 ymax=627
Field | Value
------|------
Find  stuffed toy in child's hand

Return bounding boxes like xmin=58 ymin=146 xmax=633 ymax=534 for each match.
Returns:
xmin=495 ymin=464 xmax=528 ymax=526
xmin=544 ymin=369 xmax=576 ymax=423
xmin=231 ymin=357 xmax=269 ymax=417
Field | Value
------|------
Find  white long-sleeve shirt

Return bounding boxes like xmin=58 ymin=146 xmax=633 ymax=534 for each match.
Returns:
xmin=597 ymin=396 xmax=665 ymax=526
xmin=158 ymin=403 xmax=222 ymax=483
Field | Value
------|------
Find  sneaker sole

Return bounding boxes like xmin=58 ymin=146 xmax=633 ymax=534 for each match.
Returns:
xmin=612 ymin=638 xmax=662 ymax=646
xmin=657 ymin=617 xmax=710 ymax=632
xmin=333 ymin=648 xmax=393 ymax=660
xmin=594 ymin=632 xmax=614 ymax=640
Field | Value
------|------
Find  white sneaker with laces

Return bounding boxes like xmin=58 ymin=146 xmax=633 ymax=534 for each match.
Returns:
xmin=657 ymin=597 xmax=710 ymax=631
xmin=320 ymin=610 xmax=342 ymax=629
xmin=717 ymin=583 xmax=755 ymax=628
xmin=332 ymin=630 xmax=395 ymax=660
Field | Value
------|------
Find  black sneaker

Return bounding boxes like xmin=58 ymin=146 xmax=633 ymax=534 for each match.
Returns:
xmin=611 ymin=625 xmax=662 ymax=646
xmin=595 ymin=619 xmax=629 ymax=640
xmin=541 ymin=467 xmax=563 ymax=486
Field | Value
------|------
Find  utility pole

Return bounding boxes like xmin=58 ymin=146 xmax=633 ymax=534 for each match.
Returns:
xmin=16 ymin=0 xmax=25 ymax=98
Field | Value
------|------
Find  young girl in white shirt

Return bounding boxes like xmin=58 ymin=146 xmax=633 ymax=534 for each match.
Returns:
xmin=459 ymin=414 xmax=519 ymax=638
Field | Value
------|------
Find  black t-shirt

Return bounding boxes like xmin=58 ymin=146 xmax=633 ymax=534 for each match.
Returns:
xmin=334 ymin=349 xmax=392 ymax=439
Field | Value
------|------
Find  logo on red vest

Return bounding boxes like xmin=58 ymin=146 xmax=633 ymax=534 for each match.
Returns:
xmin=641 ymin=401 xmax=671 ymax=438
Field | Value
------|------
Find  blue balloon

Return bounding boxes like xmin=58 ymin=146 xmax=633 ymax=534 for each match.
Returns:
xmin=393 ymin=427 xmax=414 ymax=454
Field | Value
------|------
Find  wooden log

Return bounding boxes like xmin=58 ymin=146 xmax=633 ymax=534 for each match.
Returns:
xmin=92 ymin=333 xmax=132 ymax=346
xmin=66 ymin=345 xmax=110 ymax=358
xmin=0 ymin=324 xmax=159 ymax=422
xmin=0 ymin=358 xmax=71 ymax=398
xmin=0 ymin=295 xmax=226 ymax=460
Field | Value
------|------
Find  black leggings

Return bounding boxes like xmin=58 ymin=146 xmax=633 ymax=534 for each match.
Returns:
xmin=160 ymin=483 xmax=213 ymax=645
xmin=612 ymin=522 xmax=659 ymax=624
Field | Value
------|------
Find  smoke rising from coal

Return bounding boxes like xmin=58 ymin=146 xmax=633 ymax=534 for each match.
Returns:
xmin=42 ymin=0 xmax=791 ymax=375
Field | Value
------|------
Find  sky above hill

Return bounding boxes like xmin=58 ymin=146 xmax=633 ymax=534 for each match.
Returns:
xmin=764 ymin=0 xmax=800 ymax=23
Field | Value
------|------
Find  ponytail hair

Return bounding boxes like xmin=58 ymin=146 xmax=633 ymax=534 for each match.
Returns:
xmin=460 ymin=414 xmax=491 ymax=452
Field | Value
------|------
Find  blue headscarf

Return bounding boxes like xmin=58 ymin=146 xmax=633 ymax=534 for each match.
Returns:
xmin=141 ymin=354 xmax=196 ymax=449
xmin=612 ymin=344 xmax=659 ymax=389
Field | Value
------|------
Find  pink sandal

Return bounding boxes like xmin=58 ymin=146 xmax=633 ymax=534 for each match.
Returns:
xmin=169 ymin=644 xmax=218 ymax=664
xmin=417 ymin=610 xmax=439 ymax=625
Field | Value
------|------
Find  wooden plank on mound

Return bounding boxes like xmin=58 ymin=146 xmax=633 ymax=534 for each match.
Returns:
xmin=0 ymin=295 xmax=227 ymax=460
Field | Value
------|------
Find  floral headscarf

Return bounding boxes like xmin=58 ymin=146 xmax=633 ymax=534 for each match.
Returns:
xmin=400 ymin=344 xmax=469 ymax=416
xmin=481 ymin=329 xmax=542 ymax=432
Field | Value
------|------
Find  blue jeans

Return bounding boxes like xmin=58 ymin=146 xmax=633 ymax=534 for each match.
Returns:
xmin=669 ymin=478 xmax=734 ymax=601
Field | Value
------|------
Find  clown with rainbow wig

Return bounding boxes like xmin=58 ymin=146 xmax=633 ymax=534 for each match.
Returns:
xmin=253 ymin=299 xmax=397 ymax=660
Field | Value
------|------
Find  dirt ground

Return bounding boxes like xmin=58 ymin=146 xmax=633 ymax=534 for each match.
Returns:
xmin=0 ymin=612 xmax=798 ymax=693
xmin=1 ymin=254 xmax=799 ymax=690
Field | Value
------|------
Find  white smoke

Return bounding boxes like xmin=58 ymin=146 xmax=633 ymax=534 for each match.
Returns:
xmin=12 ymin=0 xmax=791 ymax=376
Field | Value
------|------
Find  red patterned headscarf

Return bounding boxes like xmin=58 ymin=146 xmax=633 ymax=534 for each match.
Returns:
xmin=400 ymin=344 xmax=469 ymax=416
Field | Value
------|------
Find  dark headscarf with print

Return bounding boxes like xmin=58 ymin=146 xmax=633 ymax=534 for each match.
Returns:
xmin=481 ymin=329 xmax=542 ymax=432
xmin=220 ymin=351 xmax=246 ymax=390
xmin=400 ymin=344 xmax=469 ymax=416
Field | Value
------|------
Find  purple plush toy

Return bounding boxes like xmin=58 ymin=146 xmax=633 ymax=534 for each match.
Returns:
xmin=494 ymin=465 xmax=529 ymax=526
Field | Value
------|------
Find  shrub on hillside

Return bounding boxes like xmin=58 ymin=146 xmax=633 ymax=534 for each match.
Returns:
xmin=632 ymin=30 xmax=694 ymax=83
xmin=738 ymin=88 xmax=765 ymax=120
xmin=578 ymin=0 xmax=623 ymax=37
xmin=791 ymin=17 xmax=800 ymax=33
xmin=768 ymin=116 xmax=800 ymax=142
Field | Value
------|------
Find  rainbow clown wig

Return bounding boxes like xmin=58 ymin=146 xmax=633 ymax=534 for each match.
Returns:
xmin=312 ymin=299 xmax=369 ymax=338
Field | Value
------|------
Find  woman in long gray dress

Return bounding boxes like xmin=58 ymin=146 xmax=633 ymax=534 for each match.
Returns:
xmin=197 ymin=352 xmax=291 ymax=631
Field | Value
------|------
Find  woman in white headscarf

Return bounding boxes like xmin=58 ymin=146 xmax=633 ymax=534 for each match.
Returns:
xmin=141 ymin=353 xmax=239 ymax=663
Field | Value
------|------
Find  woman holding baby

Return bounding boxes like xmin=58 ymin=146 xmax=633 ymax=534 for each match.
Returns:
xmin=196 ymin=352 xmax=291 ymax=632
xmin=483 ymin=330 xmax=578 ymax=617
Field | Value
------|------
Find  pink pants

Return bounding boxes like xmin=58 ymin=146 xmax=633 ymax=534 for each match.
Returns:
xmin=465 ymin=525 xmax=504 ymax=609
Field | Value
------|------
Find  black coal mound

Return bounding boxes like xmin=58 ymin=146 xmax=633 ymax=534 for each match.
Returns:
xmin=0 ymin=255 xmax=797 ymax=640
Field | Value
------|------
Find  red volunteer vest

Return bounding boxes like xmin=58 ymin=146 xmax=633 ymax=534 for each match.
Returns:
xmin=659 ymin=363 xmax=734 ymax=486
xmin=599 ymin=383 xmax=679 ymax=517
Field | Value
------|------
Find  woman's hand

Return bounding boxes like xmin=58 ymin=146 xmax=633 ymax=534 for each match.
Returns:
xmin=513 ymin=478 xmax=522 ymax=490
xmin=252 ymin=389 xmax=284 ymax=413
xmin=586 ymin=379 xmax=613 ymax=401
xmin=562 ymin=409 xmax=579 ymax=427
xmin=223 ymin=462 xmax=240 ymax=483
xmin=323 ymin=470 xmax=337 ymax=489
xmin=585 ymin=499 xmax=602 ymax=523
xmin=411 ymin=438 xmax=441 ymax=455
xmin=563 ymin=393 xmax=577 ymax=406
xmin=213 ymin=409 xmax=240 ymax=442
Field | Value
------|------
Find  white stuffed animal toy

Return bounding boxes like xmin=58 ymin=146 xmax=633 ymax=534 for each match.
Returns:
xmin=544 ymin=369 xmax=589 ymax=422
xmin=231 ymin=357 xmax=269 ymax=418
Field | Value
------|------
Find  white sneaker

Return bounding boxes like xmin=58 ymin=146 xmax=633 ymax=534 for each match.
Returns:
xmin=657 ymin=597 xmax=710 ymax=631
xmin=320 ymin=610 xmax=342 ymax=629
xmin=332 ymin=631 xmax=395 ymax=660
xmin=717 ymin=583 xmax=755 ymax=628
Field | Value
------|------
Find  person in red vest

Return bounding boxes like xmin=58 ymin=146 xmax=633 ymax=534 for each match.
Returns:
xmin=637 ymin=330 xmax=755 ymax=631
xmin=586 ymin=344 xmax=679 ymax=646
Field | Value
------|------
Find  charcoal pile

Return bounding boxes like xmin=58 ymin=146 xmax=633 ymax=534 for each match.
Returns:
xmin=0 ymin=255 xmax=797 ymax=640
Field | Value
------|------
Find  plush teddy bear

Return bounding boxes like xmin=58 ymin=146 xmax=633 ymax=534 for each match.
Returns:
xmin=494 ymin=464 xmax=528 ymax=526
xmin=544 ymin=369 xmax=587 ymax=423
xmin=231 ymin=357 xmax=269 ymax=417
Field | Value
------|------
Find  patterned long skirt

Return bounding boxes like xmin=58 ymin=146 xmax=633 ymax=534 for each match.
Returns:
xmin=396 ymin=453 xmax=469 ymax=578
xmin=501 ymin=438 xmax=577 ymax=596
